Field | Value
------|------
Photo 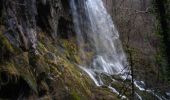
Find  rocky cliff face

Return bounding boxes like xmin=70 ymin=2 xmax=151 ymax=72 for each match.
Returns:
xmin=0 ymin=0 xmax=118 ymax=99
xmin=1 ymin=0 xmax=71 ymax=51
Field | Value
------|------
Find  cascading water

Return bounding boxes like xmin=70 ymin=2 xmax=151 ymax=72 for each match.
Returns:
xmin=69 ymin=0 xmax=128 ymax=91
xmin=69 ymin=0 xmax=167 ymax=99
xmin=70 ymin=0 xmax=128 ymax=86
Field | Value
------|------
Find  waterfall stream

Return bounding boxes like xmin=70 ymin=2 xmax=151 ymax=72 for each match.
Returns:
xmin=70 ymin=0 xmax=128 ymax=85
xmin=69 ymin=0 xmax=166 ymax=99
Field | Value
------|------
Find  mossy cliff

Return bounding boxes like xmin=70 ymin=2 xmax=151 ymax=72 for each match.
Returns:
xmin=0 ymin=0 xmax=119 ymax=99
xmin=0 ymin=28 xmax=119 ymax=99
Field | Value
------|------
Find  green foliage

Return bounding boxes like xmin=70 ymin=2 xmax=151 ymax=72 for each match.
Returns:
xmin=70 ymin=91 xmax=81 ymax=100
xmin=0 ymin=28 xmax=38 ymax=94
xmin=0 ymin=59 xmax=38 ymax=94
xmin=0 ymin=31 xmax=119 ymax=99
xmin=153 ymin=28 xmax=168 ymax=81
xmin=151 ymin=0 xmax=170 ymax=81
xmin=18 ymin=67 xmax=38 ymax=93
xmin=0 ymin=32 xmax=15 ymax=62
xmin=0 ymin=62 xmax=19 ymax=86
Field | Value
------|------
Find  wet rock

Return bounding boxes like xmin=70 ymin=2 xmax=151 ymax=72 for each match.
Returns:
xmin=1 ymin=0 xmax=72 ymax=51
xmin=2 ymin=0 xmax=37 ymax=51
xmin=0 ymin=31 xmax=16 ymax=62
xmin=38 ymin=81 xmax=49 ymax=97
xmin=100 ymin=73 xmax=114 ymax=85
xmin=57 ymin=17 xmax=75 ymax=39
xmin=41 ymin=0 xmax=47 ymax=5
xmin=44 ymin=52 xmax=57 ymax=63
xmin=166 ymin=92 xmax=170 ymax=99
xmin=36 ymin=0 xmax=66 ymax=39
xmin=0 ymin=73 xmax=30 ymax=99
xmin=0 ymin=0 xmax=121 ymax=99
xmin=28 ymin=52 xmax=48 ymax=81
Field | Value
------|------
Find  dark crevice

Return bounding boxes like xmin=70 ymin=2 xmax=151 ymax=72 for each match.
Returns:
xmin=61 ymin=0 xmax=69 ymax=12
xmin=0 ymin=0 xmax=3 ymax=17
xmin=36 ymin=1 xmax=51 ymax=33
xmin=57 ymin=17 xmax=75 ymax=39
xmin=0 ymin=72 xmax=31 ymax=99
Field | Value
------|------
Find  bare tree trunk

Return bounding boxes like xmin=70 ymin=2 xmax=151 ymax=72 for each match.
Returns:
xmin=129 ymin=50 xmax=135 ymax=100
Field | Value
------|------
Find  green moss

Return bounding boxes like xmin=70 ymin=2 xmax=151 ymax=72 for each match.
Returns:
xmin=0 ymin=32 xmax=14 ymax=55
xmin=14 ymin=53 xmax=38 ymax=93
xmin=34 ymin=34 xmax=93 ymax=98
xmin=0 ymin=31 xmax=118 ymax=99
xmin=19 ymin=67 xmax=38 ymax=93
xmin=70 ymin=91 xmax=81 ymax=100
xmin=92 ymin=87 xmax=119 ymax=100
xmin=0 ymin=62 xmax=18 ymax=76
xmin=29 ymin=53 xmax=49 ymax=76
xmin=50 ymin=55 xmax=92 ymax=96
xmin=0 ymin=57 xmax=38 ymax=93
xmin=0 ymin=62 xmax=19 ymax=86
xmin=110 ymin=80 xmax=131 ymax=98
xmin=37 ymin=42 xmax=48 ymax=54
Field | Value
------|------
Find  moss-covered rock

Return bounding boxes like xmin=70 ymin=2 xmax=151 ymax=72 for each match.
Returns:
xmin=0 ymin=30 xmax=119 ymax=99
xmin=0 ymin=32 xmax=15 ymax=62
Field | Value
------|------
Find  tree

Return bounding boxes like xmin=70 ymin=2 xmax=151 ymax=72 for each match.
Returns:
xmin=154 ymin=0 xmax=170 ymax=81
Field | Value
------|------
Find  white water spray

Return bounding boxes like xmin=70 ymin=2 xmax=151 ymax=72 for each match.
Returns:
xmin=70 ymin=0 xmax=128 ymax=86
xmin=69 ymin=0 xmax=169 ymax=100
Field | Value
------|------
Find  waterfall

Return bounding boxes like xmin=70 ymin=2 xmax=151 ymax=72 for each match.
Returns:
xmin=69 ymin=1 xmax=168 ymax=99
xmin=70 ymin=0 xmax=128 ymax=86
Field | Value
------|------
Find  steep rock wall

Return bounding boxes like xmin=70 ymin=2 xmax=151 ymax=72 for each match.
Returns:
xmin=1 ymin=0 xmax=71 ymax=52
xmin=0 ymin=0 xmax=118 ymax=99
